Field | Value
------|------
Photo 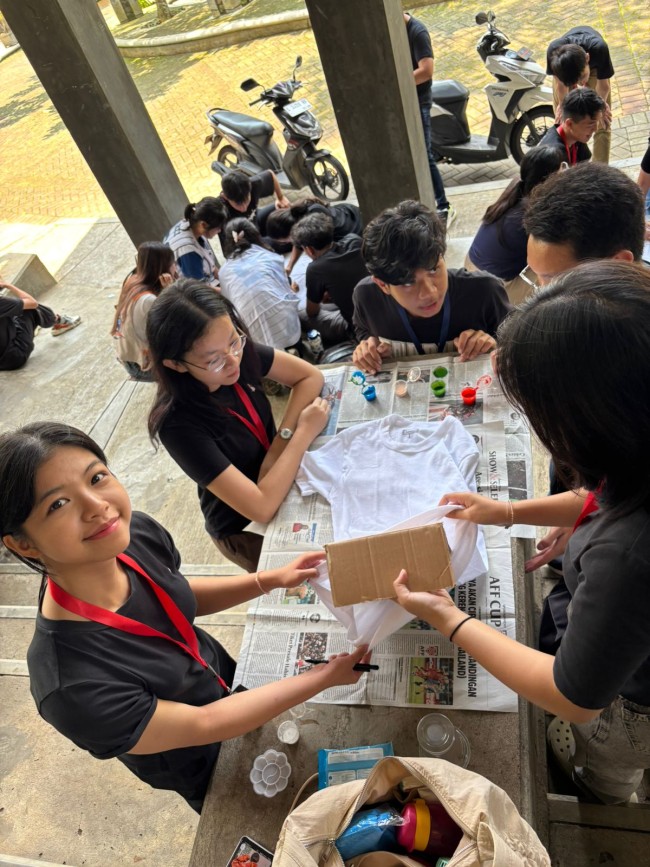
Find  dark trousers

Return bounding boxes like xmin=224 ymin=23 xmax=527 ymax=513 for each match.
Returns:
xmin=0 ymin=304 xmax=56 ymax=371
xmin=419 ymin=102 xmax=449 ymax=211
xmin=212 ymin=531 xmax=263 ymax=573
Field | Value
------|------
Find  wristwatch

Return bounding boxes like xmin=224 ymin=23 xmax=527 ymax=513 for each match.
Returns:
xmin=279 ymin=428 xmax=294 ymax=441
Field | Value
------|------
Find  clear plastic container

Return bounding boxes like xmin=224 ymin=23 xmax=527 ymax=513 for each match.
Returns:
xmin=416 ymin=713 xmax=471 ymax=767
xmin=277 ymin=720 xmax=300 ymax=744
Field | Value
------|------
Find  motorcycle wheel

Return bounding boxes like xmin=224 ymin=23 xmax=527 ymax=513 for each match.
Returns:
xmin=217 ymin=145 xmax=240 ymax=169
xmin=307 ymin=155 xmax=350 ymax=202
xmin=510 ymin=106 xmax=555 ymax=164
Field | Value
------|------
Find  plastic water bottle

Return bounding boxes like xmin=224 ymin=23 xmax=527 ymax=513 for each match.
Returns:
xmin=306 ymin=329 xmax=323 ymax=356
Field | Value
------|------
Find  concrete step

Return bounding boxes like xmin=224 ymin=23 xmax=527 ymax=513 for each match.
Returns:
xmin=0 ymin=571 xmax=41 ymax=606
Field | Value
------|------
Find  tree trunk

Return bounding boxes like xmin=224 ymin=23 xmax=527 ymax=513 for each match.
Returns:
xmin=155 ymin=0 xmax=174 ymax=22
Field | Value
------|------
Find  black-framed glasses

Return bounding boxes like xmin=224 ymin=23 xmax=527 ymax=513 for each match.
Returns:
xmin=518 ymin=266 xmax=540 ymax=293
xmin=181 ymin=332 xmax=247 ymax=373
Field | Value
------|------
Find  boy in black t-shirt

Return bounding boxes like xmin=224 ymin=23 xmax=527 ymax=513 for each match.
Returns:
xmin=290 ymin=212 xmax=369 ymax=342
xmin=218 ymin=169 xmax=289 ymax=256
xmin=539 ymin=89 xmax=605 ymax=166
xmin=546 ymin=25 xmax=614 ymax=163
xmin=352 ymin=200 xmax=510 ymax=374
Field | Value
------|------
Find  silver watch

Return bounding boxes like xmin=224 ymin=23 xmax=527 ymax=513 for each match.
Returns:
xmin=279 ymin=427 xmax=294 ymax=441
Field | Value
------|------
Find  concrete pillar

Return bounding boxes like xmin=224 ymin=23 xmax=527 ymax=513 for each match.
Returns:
xmin=304 ymin=0 xmax=434 ymax=224
xmin=0 ymin=0 xmax=188 ymax=249
xmin=108 ymin=0 xmax=143 ymax=25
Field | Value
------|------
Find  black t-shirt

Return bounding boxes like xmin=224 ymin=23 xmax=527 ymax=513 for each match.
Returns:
xmin=0 ymin=295 xmax=24 ymax=363
xmin=306 ymin=234 xmax=369 ymax=328
xmin=468 ymin=201 xmax=528 ymax=281
xmin=27 ymin=512 xmax=236 ymax=801
xmin=159 ymin=344 xmax=276 ymax=539
xmin=301 ymin=203 xmax=363 ymax=241
xmin=352 ymin=268 xmax=511 ymax=344
xmin=554 ymin=505 xmax=650 ymax=708
xmin=540 ymin=124 xmax=592 ymax=164
xmin=406 ymin=14 xmax=434 ymax=104
xmin=546 ymin=26 xmax=615 ymax=80
xmin=220 ymin=169 xmax=275 ymax=223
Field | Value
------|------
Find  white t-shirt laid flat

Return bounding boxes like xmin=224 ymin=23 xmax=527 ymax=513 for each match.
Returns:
xmin=296 ymin=414 xmax=480 ymax=541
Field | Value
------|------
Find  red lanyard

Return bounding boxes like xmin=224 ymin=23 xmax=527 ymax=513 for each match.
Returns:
xmin=557 ymin=125 xmax=577 ymax=166
xmin=227 ymin=383 xmax=271 ymax=451
xmin=47 ymin=553 xmax=231 ymax=694
xmin=573 ymin=492 xmax=599 ymax=531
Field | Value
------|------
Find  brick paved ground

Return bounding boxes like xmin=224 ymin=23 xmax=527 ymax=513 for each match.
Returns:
xmin=0 ymin=0 xmax=648 ymax=224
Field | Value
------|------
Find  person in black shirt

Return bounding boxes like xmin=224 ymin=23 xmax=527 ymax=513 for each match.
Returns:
xmin=0 ymin=422 xmax=368 ymax=813
xmin=539 ymin=88 xmax=605 ymax=166
xmin=546 ymin=25 xmax=614 ymax=163
xmin=146 ymin=280 xmax=329 ymax=572
xmin=404 ymin=11 xmax=453 ymax=222
xmin=218 ymin=169 xmax=290 ymax=257
xmin=290 ymin=212 xmax=368 ymax=341
xmin=352 ymin=200 xmax=510 ymax=374
xmin=0 ymin=278 xmax=80 ymax=370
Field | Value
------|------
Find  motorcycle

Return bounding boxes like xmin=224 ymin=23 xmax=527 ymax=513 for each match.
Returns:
xmin=430 ymin=11 xmax=554 ymax=164
xmin=206 ymin=56 xmax=350 ymax=202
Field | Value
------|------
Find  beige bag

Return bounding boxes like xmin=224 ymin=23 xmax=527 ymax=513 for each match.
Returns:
xmin=274 ymin=756 xmax=550 ymax=867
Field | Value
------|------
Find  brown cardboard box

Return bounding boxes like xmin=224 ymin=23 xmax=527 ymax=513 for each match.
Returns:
xmin=325 ymin=524 xmax=454 ymax=606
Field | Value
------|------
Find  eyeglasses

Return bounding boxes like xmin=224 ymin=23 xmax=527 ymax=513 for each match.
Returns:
xmin=518 ymin=266 xmax=540 ymax=293
xmin=181 ymin=332 xmax=247 ymax=373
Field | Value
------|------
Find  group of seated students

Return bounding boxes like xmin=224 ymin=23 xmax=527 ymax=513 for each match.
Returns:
xmin=6 ymin=151 xmax=650 ymax=825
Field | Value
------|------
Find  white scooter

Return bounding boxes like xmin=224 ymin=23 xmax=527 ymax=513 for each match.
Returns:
xmin=430 ymin=11 xmax=554 ymax=165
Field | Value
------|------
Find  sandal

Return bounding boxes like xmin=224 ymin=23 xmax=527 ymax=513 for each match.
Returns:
xmin=547 ymin=716 xmax=575 ymax=777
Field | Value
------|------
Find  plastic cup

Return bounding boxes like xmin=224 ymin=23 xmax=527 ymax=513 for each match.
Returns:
xmin=416 ymin=713 xmax=471 ymax=768
xmin=361 ymin=384 xmax=377 ymax=401
xmin=290 ymin=702 xmax=308 ymax=720
xmin=395 ymin=380 xmax=409 ymax=398
xmin=461 ymin=387 xmax=477 ymax=406
xmin=277 ymin=720 xmax=300 ymax=744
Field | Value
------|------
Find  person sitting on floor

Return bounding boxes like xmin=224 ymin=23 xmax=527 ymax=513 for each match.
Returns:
xmin=290 ymin=212 xmax=368 ymax=343
xmin=218 ymin=169 xmax=290 ymax=258
xmin=165 ymin=198 xmax=227 ymax=287
xmin=351 ymin=200 xmax=511 ymax=374
xmin=265 ymin=198 xmax=363 ymax=275
xmin=465 ymin=146 xmax=563 ymax=304
xmin=539 ymin=88 xmax=605 ymax=166
xmin=111 ymin=242 xmax=179 ymax=382
xmin=0 ymin=278 xmax=80 ymax=371
xmin=218 ymin=218 xmax=301 ymax=352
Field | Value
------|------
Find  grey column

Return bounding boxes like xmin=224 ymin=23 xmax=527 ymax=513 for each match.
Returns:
xmin=108 ymin=0 xmax=143 ymax=25
xmin=0 ymin=0 xmax=188 ymax=248
xmin=304 ymin=0 xmax=434 ymax=224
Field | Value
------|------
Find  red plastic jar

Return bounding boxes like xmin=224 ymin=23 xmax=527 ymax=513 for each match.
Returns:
xmin=396 ymin=798 xmax=462 ymax=859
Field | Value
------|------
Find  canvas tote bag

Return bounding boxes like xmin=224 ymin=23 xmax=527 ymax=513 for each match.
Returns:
xmin=274 ymin=756 xmax=550 ymax=867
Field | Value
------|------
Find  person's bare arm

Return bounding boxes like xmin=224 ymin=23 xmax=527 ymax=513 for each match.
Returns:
xmin=352 ymin=337 xmax=392 ymax=374
xmin=594 ymin=79 xmax=612 ymax=127
xmin=306 ymin=299 xmax=321 ymax=318
xmin=0 ymin=279 xmax=38 ymax=310
xmin=438 ymin=489 xmax=587 ymax=528
xmin=393 ymin=575 xmax=601 ymax=724
xmin=128 ymin=647 xmax=369 ymax=754
xmin=270 ymin=171 xmax=290 ymax=209
xmin=413 ymin=56 xmax=434 ymax=85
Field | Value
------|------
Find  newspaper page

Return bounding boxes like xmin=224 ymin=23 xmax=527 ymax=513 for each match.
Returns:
xmin=234 ymin=356 xmax=526 ymax=712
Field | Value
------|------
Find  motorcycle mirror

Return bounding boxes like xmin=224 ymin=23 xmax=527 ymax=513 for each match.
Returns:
xmin=475 ymin=12 xmax=488 ymax=23
xmin=487 ymin=11 xmax=496 ymax=22
xmin=295 ymin=55 xmax=302 ymax=68
xmin=241 ymin=78 xmax=260 ymax=92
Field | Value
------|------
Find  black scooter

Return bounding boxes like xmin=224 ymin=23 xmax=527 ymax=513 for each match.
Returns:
xmin=206 ymin=56 xmax=350 ymax=201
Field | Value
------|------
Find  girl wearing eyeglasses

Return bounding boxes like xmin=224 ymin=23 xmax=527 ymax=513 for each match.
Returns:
xmin=146 ymin=279 xmax=329 ymax=572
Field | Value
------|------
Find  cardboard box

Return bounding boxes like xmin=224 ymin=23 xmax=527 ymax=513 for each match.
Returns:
xmin=325 ymin=524 xmax=454 ymax=606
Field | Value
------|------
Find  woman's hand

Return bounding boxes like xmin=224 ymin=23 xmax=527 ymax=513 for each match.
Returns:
xmin=159 ymin=272 xmax=175 ymax=288
xmin=438 ymin=492 xmax=510 ymax=525
xmin=270 ymin=552 xmax=324 ymax=589
xmin=393 ymin=571 xmax=463 ymax=636
xmin=296 ymin=397 xmax=330 ymax=439
xmin=306 ymin=646 xmax=371 ymax=688
xmin=525 ymin=526 xmax=571 ymax=573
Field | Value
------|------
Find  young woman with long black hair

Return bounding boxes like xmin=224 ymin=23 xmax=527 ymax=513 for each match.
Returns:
xmin=111 ymin=241 xmax=178 ymax=381
xmin=0 ymin=422 xmax=368 ymax=812
xmin=146 ymin=279 xmax=329 ymax=572
xmin=395 ymin=260 xmax=650 ymax=805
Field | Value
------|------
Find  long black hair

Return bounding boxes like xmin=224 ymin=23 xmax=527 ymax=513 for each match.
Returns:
xmin=225 ymin=217 xmax=271 ymax=260
xmin=483 ymin=146 xmax=563 ymax=227
xmin=0 ymin=423 xmax=108 ymax=592
xmin=496 ymin=260 xmax=650 ymax=517
xmin=111 ymin=241 xmax=174 ymax=336
xmin=146 ymin=279 xmax=261 ymax=441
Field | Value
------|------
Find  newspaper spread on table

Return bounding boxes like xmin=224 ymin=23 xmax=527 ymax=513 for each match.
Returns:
xmin=235 ymin=356 xmax=534 ymax=712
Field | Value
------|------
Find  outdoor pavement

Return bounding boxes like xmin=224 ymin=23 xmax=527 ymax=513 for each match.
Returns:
xmin=0 ymin=0 xmax=648 ymax=224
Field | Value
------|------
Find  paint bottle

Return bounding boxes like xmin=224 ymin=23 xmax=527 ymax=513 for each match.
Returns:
xmin=306 ymin=329 xmax=323 ymax=355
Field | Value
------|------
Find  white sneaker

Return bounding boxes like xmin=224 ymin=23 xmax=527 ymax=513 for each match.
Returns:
xmin=438 ymin=204 xmax=457 ymax=230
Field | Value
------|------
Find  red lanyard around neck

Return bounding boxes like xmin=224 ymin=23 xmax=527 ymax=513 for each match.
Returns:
xmin=227 ymin=383 xmax=271 ymax=451
xmin=557 ymin=125 xmax=577 ymax=166
xmin=47 ymin=553 xmax=231 ymax=694
xmin=573 ymin=492 xmax=599 ymax=531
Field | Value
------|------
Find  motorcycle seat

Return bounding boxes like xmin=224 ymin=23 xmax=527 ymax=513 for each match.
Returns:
xmin=208 ymin=109 xmax=274 ymax=138
xmin=429 ymin=79 xmax=470 ymax=103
